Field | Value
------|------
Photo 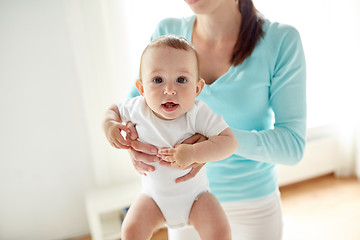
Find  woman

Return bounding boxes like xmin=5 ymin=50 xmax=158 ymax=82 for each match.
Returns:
xmin=104 ymin=0 xmax=306 ymax=239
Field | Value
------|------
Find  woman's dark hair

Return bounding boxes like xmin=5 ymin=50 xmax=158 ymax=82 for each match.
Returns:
xmin=232 ymin=0 xmax=265 ymax=65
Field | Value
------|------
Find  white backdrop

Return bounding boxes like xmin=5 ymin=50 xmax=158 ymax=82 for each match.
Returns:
xmin=0 ymin=0 xmax=94 ymax=239
xmin=0 ymin=0 xmax=359 ymax=239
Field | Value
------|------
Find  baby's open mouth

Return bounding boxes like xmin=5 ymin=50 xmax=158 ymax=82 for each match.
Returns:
xmin=162 ymin=102 xmax=179 ymax=110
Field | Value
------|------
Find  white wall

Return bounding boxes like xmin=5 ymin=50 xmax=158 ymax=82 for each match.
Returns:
xmin=63 ymin=0 xmax=140 ymax=187
xmin=0 ymin=0 xmax=94 ymax=239
xmin=0 ymin=0 xmax=359 ymax=239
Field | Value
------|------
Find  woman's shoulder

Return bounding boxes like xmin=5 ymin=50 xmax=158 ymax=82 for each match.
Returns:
xmin=257 ymin=19 xmax=303 ymax=60
xmin=263 ymin=19 xmax=302 ymax=42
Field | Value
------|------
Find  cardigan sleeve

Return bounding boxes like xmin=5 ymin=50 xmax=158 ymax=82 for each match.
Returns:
xmin=234 ymin=26 xmax=307 ymax=166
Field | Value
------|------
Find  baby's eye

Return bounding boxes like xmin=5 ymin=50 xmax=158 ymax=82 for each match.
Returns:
xmin=177 ymin=77 xmax=187 ymax=83
xmin=153 ymin=77 xmax=163 ymax=83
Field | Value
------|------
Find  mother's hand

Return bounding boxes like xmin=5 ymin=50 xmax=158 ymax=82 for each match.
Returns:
xmin=159 ymin=133 xmax=208 ymax=183
xmin=126 ymin=122 xmax=160 ymax=175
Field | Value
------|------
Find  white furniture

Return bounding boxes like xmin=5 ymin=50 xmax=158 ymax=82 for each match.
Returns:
xmin=86 ymin=180 xmax=142 ymax=240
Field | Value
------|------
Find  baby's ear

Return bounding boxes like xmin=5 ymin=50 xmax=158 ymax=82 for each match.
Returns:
xmin=135 ymin=79 xmax=144 ymax=96
xmin=196 ymin=79 xmax=205 ymax=96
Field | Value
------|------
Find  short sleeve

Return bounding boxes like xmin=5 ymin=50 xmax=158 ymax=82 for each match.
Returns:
xmin=193 ymin=101 xmax=229 ymax=137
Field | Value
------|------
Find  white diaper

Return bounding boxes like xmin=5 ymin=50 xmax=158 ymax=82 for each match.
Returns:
xmin=142 ymin=162 xmax=209 ymax=228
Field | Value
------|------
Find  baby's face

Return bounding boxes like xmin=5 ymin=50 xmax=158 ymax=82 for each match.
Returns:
xmin=138 ymin=46 xmax=202 ymax=120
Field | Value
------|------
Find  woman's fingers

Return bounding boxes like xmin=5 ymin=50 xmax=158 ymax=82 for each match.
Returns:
xmin=132 ymin=157 xmax=155 ymax=175
xmin=130 ymin=140 xmax=158 ymax=156
xmin=158 ymin=160 xmax=172 ymax=168
xmin=175 ymin=163 xmax=205 ymax=183
xmin=125 ymin=131 xmax=159 ymax=175
xmin=110 ymin=124 xmax=131 ymax=148
xmin=126 ymin=121 xmax=138 ymax=140
xmin=111 ymin=139 xmax=124 ymax=149
xmin=128 ymin=149 xmax=156 ymax=174
xmin=128 ymin=147 xmax=159 ymax=164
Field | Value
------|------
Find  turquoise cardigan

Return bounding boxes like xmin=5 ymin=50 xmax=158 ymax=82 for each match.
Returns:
xmin=129 ymin=15 xmax=306 ymax=202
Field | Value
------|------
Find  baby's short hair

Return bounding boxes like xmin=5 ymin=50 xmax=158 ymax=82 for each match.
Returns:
xmin=139 ymin=34 xmax=200 ymax=80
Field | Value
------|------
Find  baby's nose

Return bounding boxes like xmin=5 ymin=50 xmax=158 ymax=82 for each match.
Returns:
xmin=164 ymin=84 xmax=176 ymax=95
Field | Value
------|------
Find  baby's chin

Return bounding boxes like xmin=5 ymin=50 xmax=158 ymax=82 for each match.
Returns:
xmin=153 ymin=109 xmax=186 ymax=121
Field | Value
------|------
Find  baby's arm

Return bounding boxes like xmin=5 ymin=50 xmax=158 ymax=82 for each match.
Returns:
xmin=158 ymin=128 xmax=237 ymax=169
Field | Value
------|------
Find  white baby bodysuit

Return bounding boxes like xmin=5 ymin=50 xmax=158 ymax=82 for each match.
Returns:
xmin=117 ymin=96 xmax=228 ymax=228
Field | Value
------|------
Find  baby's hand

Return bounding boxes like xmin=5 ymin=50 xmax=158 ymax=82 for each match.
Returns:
xmin=158 ymin=144 xmax=195 ymax=169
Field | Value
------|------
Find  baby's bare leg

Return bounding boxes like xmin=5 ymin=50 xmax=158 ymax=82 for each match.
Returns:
xmin=188 ymin=192 xmax=231 ymax=240
xmin=121 ymin=194 xmax=165 ymax=240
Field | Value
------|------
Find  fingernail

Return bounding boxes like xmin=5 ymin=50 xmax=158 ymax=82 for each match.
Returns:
xmin=131 ymin=133 xmax=137 ymax=140
xmin=151 ymin=148 xmax=157 ymax=153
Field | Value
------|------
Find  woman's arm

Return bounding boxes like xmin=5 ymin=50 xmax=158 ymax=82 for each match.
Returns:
xmin=234 ymin=26 xmax=306 ymax=166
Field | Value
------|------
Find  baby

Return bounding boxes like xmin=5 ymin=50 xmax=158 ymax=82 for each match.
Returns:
xmin=104 ymin=35 xmax=237 ymax=240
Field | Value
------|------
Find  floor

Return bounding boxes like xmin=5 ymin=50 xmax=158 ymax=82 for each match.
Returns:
xmin=73 ymin=173 xmax=360 ymax=240
xmin=281 ymin=173 xmax=360 ymax=240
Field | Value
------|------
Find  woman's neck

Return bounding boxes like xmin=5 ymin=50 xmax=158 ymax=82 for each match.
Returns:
xmin=194 ymin=1 xmax=241 ymax=44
